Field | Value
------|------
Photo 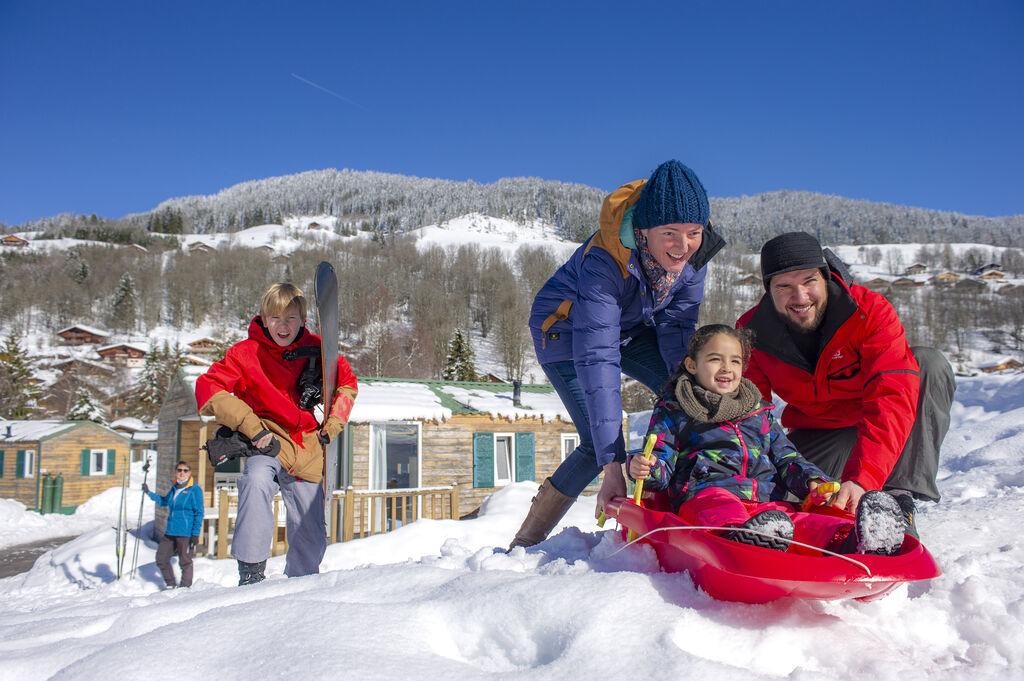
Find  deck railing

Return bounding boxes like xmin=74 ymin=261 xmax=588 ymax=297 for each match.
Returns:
xmin=203 ymin=483 xmax=460 ymax=559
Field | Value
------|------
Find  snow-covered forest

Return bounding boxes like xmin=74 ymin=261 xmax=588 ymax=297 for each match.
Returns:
xmin=7 ymin=168 xmax=1024 ymax=247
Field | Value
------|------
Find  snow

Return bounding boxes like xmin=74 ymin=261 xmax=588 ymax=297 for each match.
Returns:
xmin=349 ymin=381 xmax=450 ymax=421
xmin=438 ymin=385 xmax=572 ymax=422
xmin=2 ymin=372 xmax=1023 ymax=679
xmin=0 ymin=419 xmax=77 ymax=443
xmin=410 ymin=212 xmax=578 ymax=262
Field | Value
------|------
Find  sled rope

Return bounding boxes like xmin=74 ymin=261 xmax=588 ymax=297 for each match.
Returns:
xmin=601 ymin=524 xmax=873 ymax=576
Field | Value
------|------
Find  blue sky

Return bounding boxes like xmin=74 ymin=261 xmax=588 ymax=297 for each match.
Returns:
xmin=1 ymin=0 xmax=1021 ymax=227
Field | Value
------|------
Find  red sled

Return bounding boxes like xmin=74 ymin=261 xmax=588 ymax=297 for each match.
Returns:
xmin=603 ymin=494 xmax=942 ymax=604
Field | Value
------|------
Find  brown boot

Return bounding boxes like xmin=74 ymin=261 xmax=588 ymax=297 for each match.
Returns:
xmin=507 ymin=478 xmax=575 ymax=551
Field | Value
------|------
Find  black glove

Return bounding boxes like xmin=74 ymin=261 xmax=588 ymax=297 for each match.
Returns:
xmin=142 ymin=483 xmax=150 ymax=493
xmin=204 ymin=426 xmax=280 ymax=467
xmin=189 ymin=536 xmax=198 ymax=554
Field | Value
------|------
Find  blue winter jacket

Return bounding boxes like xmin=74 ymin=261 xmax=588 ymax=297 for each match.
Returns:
xmin=632 ymin=384 xmax=829 ymax=508
xmin=147 ymin=478 xmax=204 ymax=537
xmin=529 ymin=179 xmax=726 ymax=466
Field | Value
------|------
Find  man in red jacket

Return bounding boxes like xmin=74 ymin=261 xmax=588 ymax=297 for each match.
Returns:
xmin=736 ymin=232 xmax=954 ymax=536
xmin=196 ymin=282 xmax=358 ymax=584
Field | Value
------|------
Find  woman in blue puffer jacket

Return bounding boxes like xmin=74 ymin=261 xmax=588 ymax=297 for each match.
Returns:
xmin=144 ymin=459 xmax=204 ymax=588
xmin=508 ymin=160 xmax=725 ymax=549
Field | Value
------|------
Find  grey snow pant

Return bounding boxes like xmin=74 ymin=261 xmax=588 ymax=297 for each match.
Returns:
xmin=231 ymin=453 xmax=326 ymax=577
xmin=156 ymin=535 xmax=193 ymax=587
xmin=787 ymin=346 xmax=955 ymax=502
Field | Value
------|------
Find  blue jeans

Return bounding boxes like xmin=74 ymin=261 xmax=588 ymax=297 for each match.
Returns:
xmin=545 ymin=329 xmax=669 ymax=498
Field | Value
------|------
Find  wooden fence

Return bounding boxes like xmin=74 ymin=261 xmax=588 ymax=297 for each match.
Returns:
xmin=203 ymin=484 xmax=460 ymax=559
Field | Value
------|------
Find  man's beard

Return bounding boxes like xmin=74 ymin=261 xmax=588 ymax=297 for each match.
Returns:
xmin=781 ymin=303 xmax=826 ymax=335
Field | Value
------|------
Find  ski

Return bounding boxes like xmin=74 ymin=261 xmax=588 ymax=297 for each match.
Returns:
xmin=129 ymin=455 xmax=151 ymax=579
xmin=314 ymin=261 xmax=339 ymax=508
xmin=115 ymin=452 xmax=130 ymax=579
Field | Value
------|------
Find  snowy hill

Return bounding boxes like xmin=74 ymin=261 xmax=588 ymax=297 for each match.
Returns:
xmin=410 ymin=212 xmax=579 ymax=262
xmin=1 ymin=371 xmax=1023 ymax=679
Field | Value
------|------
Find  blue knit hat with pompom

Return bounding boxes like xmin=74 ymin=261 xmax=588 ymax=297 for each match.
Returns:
xmin=633 ymin=160 xmax=709 ymax=230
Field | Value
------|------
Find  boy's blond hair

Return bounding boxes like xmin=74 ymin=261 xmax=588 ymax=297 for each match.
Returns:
xmin=260 ymin=283 xmax=307 ymax=320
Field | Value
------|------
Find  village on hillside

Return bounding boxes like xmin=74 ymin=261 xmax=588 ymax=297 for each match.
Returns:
xmin=2 ymin=220 xmax=1023 ymax=548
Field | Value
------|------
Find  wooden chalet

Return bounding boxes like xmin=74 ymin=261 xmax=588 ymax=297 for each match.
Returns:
xmin=863 ymin=277 xmax=891 ymax=291
xmin=188 ymin=241 xmax=214 ymax=254
xmin=96 ymin=343 xmax=148 ymax=368
xmin=930 ymin=271 xmax=960 ymax=285
xmin=1 ymin=234 xmax=29 ymax=247
xmin=186 ymin=337 xmax=222 ymax=356
xmin=979 ymin=270 xmax=1006 ymax=280
xmin=0 ymin=420 xmax=131 ymax=512
xmin=157 ymin=369 xmax=595 ymax=552
xmin=891 ymin=277 xmax=924 ymax=288
xmin=904 ymin=263 xmax=928 ymax=275
xmin=979 ymin=358 xmax=1023 ymax=373
xmin=109 ymin=417 xmax=159 ymax=463
xmin=972 ymin=264 xmax=1003 ymax=277
xmin=56 ymin=324 xmax=109 ymax=345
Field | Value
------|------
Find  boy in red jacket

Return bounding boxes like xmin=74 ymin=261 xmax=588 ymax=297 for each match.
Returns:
xmin=196 ymin=283 xmax=358 ymax=585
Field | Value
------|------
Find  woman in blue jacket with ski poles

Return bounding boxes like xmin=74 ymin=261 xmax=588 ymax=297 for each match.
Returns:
xmin=144 ymin=460 xmax=204 ymax=588
xmin=509 ymin=160 xmax=725 ymax=549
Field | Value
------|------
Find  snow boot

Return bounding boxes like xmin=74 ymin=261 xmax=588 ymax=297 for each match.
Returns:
xmin=723 ymin=509 xmax=794 ymax=552
xmin=237 ymin=559 xmax=266 ymax=586
xmin=507 ymin=478 xmax=575 ymax=551
xmin=889 ymin=490 xmax=919 ymax=540
xmin=852 ymin=491 xmax=906 ymax=556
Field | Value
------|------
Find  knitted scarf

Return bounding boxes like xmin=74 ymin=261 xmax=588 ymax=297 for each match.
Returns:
xmin=674 ymin=372 xmax=763 ymax=424
xmin=633 ymin=226 xmax=679 ymax=305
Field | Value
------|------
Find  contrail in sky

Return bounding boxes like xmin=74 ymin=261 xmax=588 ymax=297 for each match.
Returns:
xmin=290 ymin=73 xmax=367 ymax=109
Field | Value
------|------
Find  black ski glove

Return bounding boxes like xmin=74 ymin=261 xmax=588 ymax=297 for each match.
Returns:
xmin=142 ymin=483 xmax=150 ymax=493
xmin=189 ymin=536 xmax=198 ymax=554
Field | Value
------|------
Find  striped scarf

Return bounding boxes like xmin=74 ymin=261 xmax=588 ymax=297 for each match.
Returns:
xmin=633 ymin=226 xmax=680 ymax=305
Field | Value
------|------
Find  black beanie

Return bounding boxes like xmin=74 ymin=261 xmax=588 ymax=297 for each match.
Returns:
xmin=760 ymin=232 xmax=828 ymax=289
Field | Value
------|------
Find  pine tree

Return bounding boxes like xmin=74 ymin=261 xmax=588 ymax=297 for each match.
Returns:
xmin=443 ymin=328 xmax=477 ymax=381
xmin=135 ymin=347 xmax=166 ymax=420
xmin=66 ymin=386 xmax=106 ymax=424
xmin=111 ymin=272 xmax=137 ymax=332
xmin=0 ymin=331 xmax=40 ymax=419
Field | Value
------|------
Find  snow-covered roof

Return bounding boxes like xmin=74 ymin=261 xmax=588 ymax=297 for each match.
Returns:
xmin=175 ymin=369 xmax=574 ymax=423
xmin=0 ymin=420 xmax=78 ymax=443
xmin=109 ymin=417 xmax=147 ymax=432
xmin=96 ymin=342 xmax=150 ymax=353
xmin=349 ymin=378 xmax=573 ymax=423
xmin=56 ymin=324 xmax=110 ymax=337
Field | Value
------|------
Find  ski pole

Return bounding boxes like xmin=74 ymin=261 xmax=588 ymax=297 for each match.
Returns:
xmin=130 ymin=455 xmax=151 ymax=579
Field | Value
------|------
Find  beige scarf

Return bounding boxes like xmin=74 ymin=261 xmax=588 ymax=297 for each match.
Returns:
xmin=674 ymin=372 xmax=763 ymax=424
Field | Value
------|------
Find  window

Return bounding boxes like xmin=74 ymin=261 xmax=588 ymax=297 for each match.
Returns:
xmin=473 ymin=432 xmax=535 ymax=488
xmin=368 ymin=423 xmax=421 ymax=532
xmin=20 ymin=450 xmax=34 ymax=478
xmin=89 ymin=449 xmax=108 ymax=475
xmin=369 ymin=423 xmax=421 ymax=491
xmin=494 ymin=434 xmax=515 ymax=486
xmin=560 ymin=433 xmax=579 ymax=461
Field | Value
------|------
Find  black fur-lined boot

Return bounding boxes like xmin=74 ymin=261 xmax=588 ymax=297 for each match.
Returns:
xmin=237 ymin=559 xmax=267 ymax=586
